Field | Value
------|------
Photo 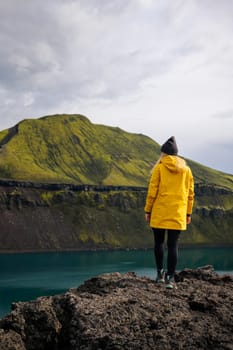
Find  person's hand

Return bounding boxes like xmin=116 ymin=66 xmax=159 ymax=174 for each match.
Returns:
xmin=145 ymin=213 xmax=151 ymax=222
xmin=186 ymin=216 xmax=191 ymax=225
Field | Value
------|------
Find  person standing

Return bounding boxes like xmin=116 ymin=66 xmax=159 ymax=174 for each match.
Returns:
xmin=144 ymin=136 xmax=194 ymax=289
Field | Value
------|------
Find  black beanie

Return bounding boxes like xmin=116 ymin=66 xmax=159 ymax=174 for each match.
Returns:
xmin=161 ymin=136 xmax=178 ymax=155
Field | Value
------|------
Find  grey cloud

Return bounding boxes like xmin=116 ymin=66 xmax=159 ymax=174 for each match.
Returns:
xmin=0 ymin=1 xmax=69 ymax=87
xmin=0 ymin=0 xmax=183 ymax=110
xmin=0 ymin=1 xmax=172 ymax=85
xmin=79 ymin=0 xmax=130 ymax=14
xmin=190 ymin=140 xmax=233 ymax=174
xmin=212 ymin=110 xmax=233 ymax=119
xmin=210 ymin=142 xmax=233 ymax=174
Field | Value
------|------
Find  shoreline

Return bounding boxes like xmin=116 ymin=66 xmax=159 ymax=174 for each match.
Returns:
xmin=0 ymin=244 xmax=233 ymax=254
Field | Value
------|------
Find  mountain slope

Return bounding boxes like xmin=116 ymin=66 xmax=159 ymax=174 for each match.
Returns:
xmin=0 ymin=114 xmax=160 ymax=186
xmin=0 ymin=114 xmax=232 ymax=189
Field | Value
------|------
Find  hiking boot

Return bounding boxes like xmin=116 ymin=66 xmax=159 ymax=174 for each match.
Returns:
xmin=155 ymin=269 xmax=165 ymax=283
xmin=165 ymin=274 xmax=177 ymax=289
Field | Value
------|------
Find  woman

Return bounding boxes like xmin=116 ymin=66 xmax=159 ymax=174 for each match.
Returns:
xmin=144 ymin=136 xmax=194 ymax=289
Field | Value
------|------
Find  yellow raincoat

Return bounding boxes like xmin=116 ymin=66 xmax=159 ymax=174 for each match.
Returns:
xmin=144 ymin=155 xmax=194 ymax=230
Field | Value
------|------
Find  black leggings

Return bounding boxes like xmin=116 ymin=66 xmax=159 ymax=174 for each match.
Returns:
xmin=152 ymin=228 xmax=181 ymax=276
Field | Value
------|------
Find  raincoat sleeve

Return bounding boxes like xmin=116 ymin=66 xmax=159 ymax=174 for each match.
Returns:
xmin=187 ymin=168 xmax=194 ymax=215
xmin=144 ymin=165 xmax=160 ymax=213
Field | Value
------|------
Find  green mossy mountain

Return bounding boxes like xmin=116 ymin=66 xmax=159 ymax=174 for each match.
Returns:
xmin=0 ymin=114 xmax=232 ymax=252
xmin=0 ymin=114 xmax=232 ymax=189
xmin=0 ymin=114 xmax=160 ymax=186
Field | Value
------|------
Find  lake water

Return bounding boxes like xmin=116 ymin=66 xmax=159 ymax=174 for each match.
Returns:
xmin=0 ymin=247 xmax=233 ymax=318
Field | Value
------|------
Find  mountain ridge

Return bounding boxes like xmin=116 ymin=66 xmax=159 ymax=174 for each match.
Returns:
xmin=0 ymin=114 xmax=232 ymax=190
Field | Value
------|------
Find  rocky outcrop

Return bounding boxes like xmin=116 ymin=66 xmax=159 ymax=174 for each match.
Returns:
xmin=0 ymin=179 xmax=146 ymax=192
xmin=0 ymin=266 xmax=233 ymax=350
xmin=0 ymin=179 xmax=232 ymax=196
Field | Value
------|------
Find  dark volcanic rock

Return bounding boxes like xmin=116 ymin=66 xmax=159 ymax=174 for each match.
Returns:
xmin=0 ymin=266 xmax=233 ymax=350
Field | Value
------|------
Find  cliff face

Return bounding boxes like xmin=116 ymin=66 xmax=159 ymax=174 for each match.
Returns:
xmin=0 ymin=183 xmax=152 ymax=252
xmin=0 ymin=181 xmax=232 ymax=252
xmin=0 ymin=266 xmax=232 ymax=350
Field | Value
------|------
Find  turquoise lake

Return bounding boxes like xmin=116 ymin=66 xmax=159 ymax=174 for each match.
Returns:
xmin=0 ymin=247 xmax=233 ymax=318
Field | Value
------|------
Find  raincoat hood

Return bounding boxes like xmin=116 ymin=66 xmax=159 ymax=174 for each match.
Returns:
xmin=160 ymin=155 xmax=186 ymax=174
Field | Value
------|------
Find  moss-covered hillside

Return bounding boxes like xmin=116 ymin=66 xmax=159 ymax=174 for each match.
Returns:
xmin=0 ymin=114 xmax=160 ymax=186
xmin=0 ymin=114 xmax=232 ymax=190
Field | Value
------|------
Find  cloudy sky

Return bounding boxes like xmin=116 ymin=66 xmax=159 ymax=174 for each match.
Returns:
xmin=0 ymin=0 xmax=233 ymax=174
